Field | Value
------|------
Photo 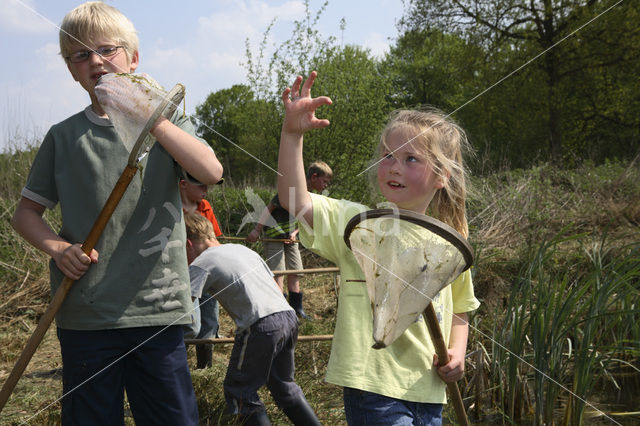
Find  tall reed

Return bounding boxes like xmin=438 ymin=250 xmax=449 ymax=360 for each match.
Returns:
xmin=490 ymin=231 xmax=640 ymax=425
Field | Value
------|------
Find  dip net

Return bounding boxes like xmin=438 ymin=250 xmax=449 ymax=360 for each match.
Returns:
xmin=344 ymin=208 xmax=473 ymax=348
xmin=95 ymin=73 xmax=185 ymax=164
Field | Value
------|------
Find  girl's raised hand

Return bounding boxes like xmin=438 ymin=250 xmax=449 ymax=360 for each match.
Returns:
xmin=281 ymin=71 xmax=332 ymax=136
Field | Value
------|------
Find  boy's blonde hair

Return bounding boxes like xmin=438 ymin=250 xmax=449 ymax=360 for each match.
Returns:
xmin=306 ymin=161 xmax=333 ymax=180
xmin=375 ymin=108 xmax=472 ymax=238
xmin=185 ymin=213 xmax=216 ymax=243
xmin=59 ymin=2 xmax=139 ymax=63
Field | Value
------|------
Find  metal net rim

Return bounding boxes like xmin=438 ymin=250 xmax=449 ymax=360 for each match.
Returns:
xmin=343 ymin=208 xmax=474 ymax=271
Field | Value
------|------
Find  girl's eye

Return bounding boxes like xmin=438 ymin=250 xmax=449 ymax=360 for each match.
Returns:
xmin=406 ymin=155 xmax=419 ymax=163
xmin=382 ymin=153 xmax=393 ymax=160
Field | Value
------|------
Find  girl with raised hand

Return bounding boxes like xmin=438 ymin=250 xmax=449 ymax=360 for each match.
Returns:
xmin=277 ymin=71 xmax=479 ymax=425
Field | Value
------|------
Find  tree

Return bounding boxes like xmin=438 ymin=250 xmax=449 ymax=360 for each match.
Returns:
xmin=194 ymin=84 xmax=255 ymax=180
xmin=302 ymin=45 xmax=393 ymax=203
xmin=558 ymin=2 xmax=640 ymax=163
xmin=399 ymin=0 xmax=635 ymax=164
xmin=240 ymin=0 xmax=393 ymax=202
xmin=382 ymin=28 xmax=550 ymax=171
xmin=194 ymin=85 xmax=283 ymax=183
xmin=381 ymin=29 xmax=483 ymax=110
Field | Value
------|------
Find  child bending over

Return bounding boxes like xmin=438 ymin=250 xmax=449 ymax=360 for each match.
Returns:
xmin=184 ymin=213 xmax=320 ymax=426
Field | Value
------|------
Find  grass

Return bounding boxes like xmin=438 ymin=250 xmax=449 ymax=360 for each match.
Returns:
xmin=1 ymin=147 xmax=639 ymax=425
xmin=485 ymin=232 xmax=640 ymax=424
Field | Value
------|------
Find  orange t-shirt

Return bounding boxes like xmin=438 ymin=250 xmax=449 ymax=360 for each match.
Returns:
xmin=197 ymin=199 xmax=222 ymax=237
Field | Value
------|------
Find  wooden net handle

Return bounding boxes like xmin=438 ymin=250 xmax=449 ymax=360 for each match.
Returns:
xmin=423 ymin=303 xmax=470 ymax=426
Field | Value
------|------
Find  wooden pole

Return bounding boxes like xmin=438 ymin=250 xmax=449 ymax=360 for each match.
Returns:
xmin=219 ymin=236 xmax=299 ymax=243
xmin=185 ymin=334 xmax=333 ymax=345
xmin=272 ymin=267 xmax=339 ymax=276
xmin=423 ymin=303 xmax=470 ymax=426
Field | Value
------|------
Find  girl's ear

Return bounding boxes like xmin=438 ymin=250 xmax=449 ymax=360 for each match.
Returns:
xmin=186 ymin=238 xmax=193 ymax=248
xmin=435 ymin=171 xmax=451 ymax=189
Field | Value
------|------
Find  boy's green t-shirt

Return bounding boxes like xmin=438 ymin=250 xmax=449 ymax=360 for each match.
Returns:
xmin=22 ymin=106 xmax=203 ymax=330
xmin=299 ymin=193 xmax=480 ymax=404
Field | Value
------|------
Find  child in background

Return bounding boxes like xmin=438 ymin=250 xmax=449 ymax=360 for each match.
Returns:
xmin=306 ymin=161 xmax=333 ymax=194
xmin=246 ymin=161 xmax=332 ymax=320
xmin=180 ymin=170 xmax=224 ymax=236
xmin=276 ymin=72 xmax=480 ymax=425
xmin=184 ymin=213 xmax=321 ymax=426
xmin=11 ymin=2 xmax=223 ymax=424
xmin=179 ymin=170 xmax=224 ymax=369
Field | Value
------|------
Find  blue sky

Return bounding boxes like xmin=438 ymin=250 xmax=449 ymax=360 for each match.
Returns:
xmin=0 ymin=0 xmax=404 ymax=152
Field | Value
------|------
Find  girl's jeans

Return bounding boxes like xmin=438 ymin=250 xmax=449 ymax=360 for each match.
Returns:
xmin=343 ymin=387 xmax=443 ymax=426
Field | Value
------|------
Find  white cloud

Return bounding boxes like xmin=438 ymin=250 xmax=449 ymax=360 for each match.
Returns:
xmin=1 ymin=37 xmax=85 ymax=151
xmin=0 ymin=0 xmax=53 ymax=34
xmin=39 ymin=42 xmax=63 ymax=71
xmin=145 ymin=47 xmax=197 ymax=75
xmin=203 ymin=50 xmax=244 ymax=73
xmin=362 ymin=32 xmax=393 ymax=58
xmin=1 ymin=74 xmax=85 ymax=151
xmin=0 ymin=0 xmax=405 ymax=152
xmin=197 ymin=0 xmax=305 ymax=33
xmin=141 ymin=1 xmax=309 ymax=101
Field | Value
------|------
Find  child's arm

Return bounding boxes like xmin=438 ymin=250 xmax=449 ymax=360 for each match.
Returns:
xmin=246 ymin=202 xmax=276 ymax=243
xmin=151 ymin=116 xmax=223 ymax=185
xmin=277 ymin=72 xmax=332 ymax=229
xmin=434 ymin=312 xmax=469 ymax=383
xmin=11 ymin=198 xmax=98 ymax=281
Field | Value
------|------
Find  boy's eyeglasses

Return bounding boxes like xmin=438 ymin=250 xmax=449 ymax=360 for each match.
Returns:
xmin=66 ymin=45 xmax=124 ymax=63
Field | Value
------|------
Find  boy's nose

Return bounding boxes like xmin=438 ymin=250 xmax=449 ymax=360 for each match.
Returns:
xmin=87 ymin=51 xmax=105 ymax=64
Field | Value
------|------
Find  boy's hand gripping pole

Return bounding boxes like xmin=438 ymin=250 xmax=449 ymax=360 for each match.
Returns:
xmin=423 ymin=303 xmax=471 ymax=426
xmin=0 ymin=81 xmax=185 ymax=413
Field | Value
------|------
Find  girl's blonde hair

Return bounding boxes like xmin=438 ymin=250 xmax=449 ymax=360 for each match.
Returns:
xmin=185 ymin=213 xmax=216 ymax=242
xmin=375 ymin=108 xmax=472 ymax=238
xmin=59 ymin=2 xmax=139 ymax=63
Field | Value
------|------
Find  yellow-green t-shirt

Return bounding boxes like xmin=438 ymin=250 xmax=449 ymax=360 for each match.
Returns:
xmin=299 ymin=193 xmax=480 ymax=403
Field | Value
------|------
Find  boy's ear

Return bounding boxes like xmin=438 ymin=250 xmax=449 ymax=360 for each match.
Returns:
xmin=128 ymin=50 xmax=139 ymax=72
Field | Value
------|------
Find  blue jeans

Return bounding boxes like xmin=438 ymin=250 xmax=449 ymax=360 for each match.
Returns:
xmin=343 ymin=387 xmax=443 ymax=426
xmin=183 ymin=294 xmax=219 ymax=339
xmin=224 ymin=310 xmax=302 ymax=415
xmin=197 ymin=292 xmax=219 ymax=339
xmin=57 ymin=326 xmax=198 ymax=426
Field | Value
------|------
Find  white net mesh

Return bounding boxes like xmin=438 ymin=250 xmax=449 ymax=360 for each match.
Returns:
xmin=347 ymin=213 xmax=470 ymax=348
xmin=95 ymin=73 xmax=174 ymax=156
